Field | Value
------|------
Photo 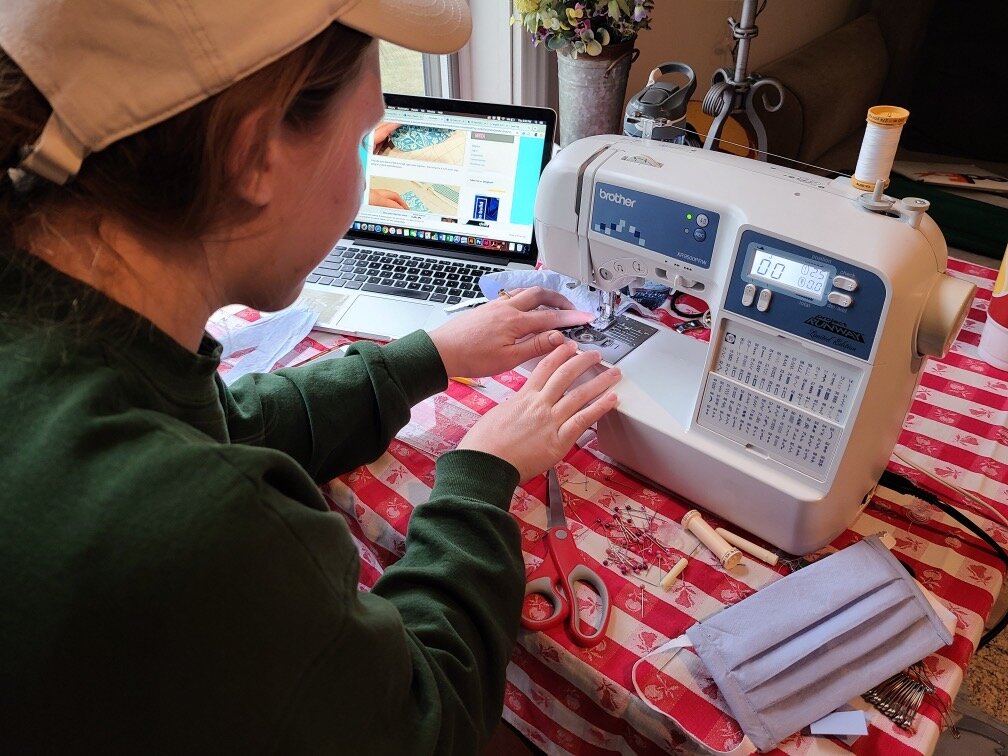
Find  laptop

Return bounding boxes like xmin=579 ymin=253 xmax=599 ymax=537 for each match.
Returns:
xmin=295 ymin=93 xmax=557 ymax=340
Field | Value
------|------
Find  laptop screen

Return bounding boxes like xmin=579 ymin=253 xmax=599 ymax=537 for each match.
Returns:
xmin=351 ymin=94 xmax=556 ymax=266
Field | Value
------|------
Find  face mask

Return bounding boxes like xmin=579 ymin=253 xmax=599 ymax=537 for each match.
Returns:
xmin=632 ymin=535 xmax=954 ymax=752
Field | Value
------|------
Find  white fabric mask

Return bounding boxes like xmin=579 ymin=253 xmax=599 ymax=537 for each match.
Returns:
xmin=633 ymin=536 xmax=954 ymax=752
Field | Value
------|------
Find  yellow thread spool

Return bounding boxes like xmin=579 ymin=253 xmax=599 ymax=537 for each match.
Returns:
xmin=851 ymin=105 xmax=910 ymax=192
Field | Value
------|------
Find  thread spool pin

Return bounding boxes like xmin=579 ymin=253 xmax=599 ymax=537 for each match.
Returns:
xmin=859 ymin=177 xmax=895 ymax=213
xmin=872 ymin=179 xmax=885 ymax=202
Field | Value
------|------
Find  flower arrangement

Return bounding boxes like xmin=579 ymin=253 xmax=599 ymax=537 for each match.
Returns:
xmin=512 ymin=0 xmax=655 ymax=58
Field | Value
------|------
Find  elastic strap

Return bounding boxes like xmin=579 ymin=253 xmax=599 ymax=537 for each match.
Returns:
xmin=630 ymin=635 xmax=756 ymax=755
xmin=18 ymin=115 xmax=87 ymax=185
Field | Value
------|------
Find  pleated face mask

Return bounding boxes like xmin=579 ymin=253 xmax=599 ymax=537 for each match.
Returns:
xmin=634 ymin=536 xmax=954 ymax=752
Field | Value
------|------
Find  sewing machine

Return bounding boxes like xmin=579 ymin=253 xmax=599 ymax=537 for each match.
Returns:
xmin=535 ymin=135 xmax=975 ymax=554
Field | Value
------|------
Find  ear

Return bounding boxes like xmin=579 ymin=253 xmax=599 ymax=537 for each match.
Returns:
xmin=227 ymin=107 xmax=278 ymax=207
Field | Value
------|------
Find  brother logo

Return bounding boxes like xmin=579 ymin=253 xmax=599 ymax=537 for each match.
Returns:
xmin=599 ymin=187 xmax=636 ymax=207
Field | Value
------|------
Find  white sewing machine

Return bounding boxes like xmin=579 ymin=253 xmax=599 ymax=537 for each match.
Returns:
xmin=535 ymin=135 xmax=975 ymax=554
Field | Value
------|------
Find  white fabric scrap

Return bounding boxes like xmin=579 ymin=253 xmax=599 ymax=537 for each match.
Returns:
xmin=477 ymin=269 xmax=654 ymax=318
xmin=213 ymin=306 xmax=318 ymax=385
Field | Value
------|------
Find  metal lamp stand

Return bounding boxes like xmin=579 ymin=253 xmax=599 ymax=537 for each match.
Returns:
xmin=700 ymin=0 xmax=784 ymax=160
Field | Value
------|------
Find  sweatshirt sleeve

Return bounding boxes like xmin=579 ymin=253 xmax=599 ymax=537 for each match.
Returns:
xmin=269 ymin=449 xmax=524 ymax=755
xmin=218 ymin=331 xmax=447 ymax=481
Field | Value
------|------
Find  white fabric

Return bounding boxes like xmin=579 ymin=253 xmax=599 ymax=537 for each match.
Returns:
xmin=478 ymin=269 xmax=656 ymax=319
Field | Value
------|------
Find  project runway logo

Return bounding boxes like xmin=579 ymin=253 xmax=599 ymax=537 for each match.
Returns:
xmin=805 ymin=314 xmax=865 ymax=343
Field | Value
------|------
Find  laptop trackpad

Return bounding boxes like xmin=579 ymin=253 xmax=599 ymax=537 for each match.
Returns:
xmin=335 ymin=295 xmax=433 ymax=340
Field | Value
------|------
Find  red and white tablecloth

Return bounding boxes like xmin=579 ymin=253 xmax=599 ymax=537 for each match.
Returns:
xmin=231 ymin=257 xmax=1007 ymax=755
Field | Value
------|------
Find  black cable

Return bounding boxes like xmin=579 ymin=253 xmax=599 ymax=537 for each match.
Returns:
xmin=879 ymin=469 xmax=1008 ymax=650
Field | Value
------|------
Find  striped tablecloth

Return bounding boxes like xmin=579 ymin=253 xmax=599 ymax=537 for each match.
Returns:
xmin=310 ymin=257 xmax=1006 ymax=755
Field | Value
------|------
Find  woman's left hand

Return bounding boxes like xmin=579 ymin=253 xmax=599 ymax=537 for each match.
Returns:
xmin=368 ymin=188 xmax=409 ymax=209
xmin=428 ymin=286 xmax=595 ymax=379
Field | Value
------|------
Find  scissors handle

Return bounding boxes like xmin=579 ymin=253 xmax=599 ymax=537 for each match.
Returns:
xmin=522 ymin=557 xmax=570 ymax=631
xmin=563 ymin=563 xmax=611 ymax=647
xmin=521 ymin=526 xmax=612 ymax=647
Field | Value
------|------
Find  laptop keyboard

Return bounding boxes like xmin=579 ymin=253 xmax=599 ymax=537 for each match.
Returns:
xmin=307 ymin=245 xmax=503 ymax=305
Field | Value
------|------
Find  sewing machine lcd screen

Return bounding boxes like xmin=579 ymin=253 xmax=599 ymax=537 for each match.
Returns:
xmin=745 ymin=245 xmax=834 ymax=303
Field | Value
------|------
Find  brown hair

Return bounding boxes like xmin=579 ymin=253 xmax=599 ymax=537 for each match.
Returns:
xmin=0 ymin=22 xmax=372 ymax=240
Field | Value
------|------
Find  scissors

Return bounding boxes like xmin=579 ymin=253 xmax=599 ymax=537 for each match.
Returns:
xmin=521 ymin=468 xmax=611 ymax=647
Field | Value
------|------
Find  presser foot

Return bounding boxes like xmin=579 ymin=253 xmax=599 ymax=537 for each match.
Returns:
xmin=590 ymin=315 xmax=618 ymax=331
xmin=562 ymin=314 xmax=659 ymax=365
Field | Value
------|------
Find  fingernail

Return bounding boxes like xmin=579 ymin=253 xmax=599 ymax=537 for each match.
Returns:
xmin=548 ymin=331 xmax=564 ymax=346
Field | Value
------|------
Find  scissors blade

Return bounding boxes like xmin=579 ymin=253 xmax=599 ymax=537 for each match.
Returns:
xmin=547 ymin=468 xmax=566 ymax=530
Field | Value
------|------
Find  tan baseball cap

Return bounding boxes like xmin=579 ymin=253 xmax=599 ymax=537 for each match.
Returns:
xmin=0 ymin=0 xmax=471 ymax=184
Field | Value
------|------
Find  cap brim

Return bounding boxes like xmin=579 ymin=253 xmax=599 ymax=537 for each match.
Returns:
xmin=338 ymin=0 xmax=471 ymax=55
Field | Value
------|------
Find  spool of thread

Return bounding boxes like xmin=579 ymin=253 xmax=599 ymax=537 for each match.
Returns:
xmin=851 ymin=106 xmax=910 ymax=192
xmin=714 ymin=527 xmax=779 ymax=566
xmin=660 ymin=557 xmax=689 ymax=591
xmin=681 ymin=510 xmax=741 ymax=570
xmin=978 ymin=243 xmax=1008 ymax=370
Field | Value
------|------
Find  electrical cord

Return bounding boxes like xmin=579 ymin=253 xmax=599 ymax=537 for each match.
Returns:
xmin=879 ymin=469 xmax=1008 ymax=650
xmin=893 ymin=450 xmax=1008 ymax=529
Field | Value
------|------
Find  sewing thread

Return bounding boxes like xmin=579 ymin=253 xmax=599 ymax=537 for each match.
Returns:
xmin=851 ymin=105 xmax=910 ymax=192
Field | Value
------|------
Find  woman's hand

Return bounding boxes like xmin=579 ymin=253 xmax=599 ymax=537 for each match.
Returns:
xmin=369 ymin=188 xmax=409 ymax=209
xmin=372 ymin=121 xmax=401 ymax=153
xmin=428 ymin=286 xmax=595 ymax=378
xmin=457 ymin=342 xmax=620 ymax=482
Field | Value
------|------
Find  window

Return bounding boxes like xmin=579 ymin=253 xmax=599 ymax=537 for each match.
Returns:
xmin=378 ymin=43 xmax=424 ymax=95
xmin=377 ymin=3 xmax=556 ymax=109
xmin=379 ymin=41 xmax=457 ymax=97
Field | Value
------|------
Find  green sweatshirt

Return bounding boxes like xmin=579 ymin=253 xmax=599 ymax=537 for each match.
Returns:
xmin=0 ymin=249 xmax=524 ymax=754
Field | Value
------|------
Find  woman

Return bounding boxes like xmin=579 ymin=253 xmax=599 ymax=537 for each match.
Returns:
xmin=0 ymin=1 xmax=621 ymax=753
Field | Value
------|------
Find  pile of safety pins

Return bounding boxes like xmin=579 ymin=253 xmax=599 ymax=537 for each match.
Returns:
xmin=862 ymin=661 xmax=957 ymax=735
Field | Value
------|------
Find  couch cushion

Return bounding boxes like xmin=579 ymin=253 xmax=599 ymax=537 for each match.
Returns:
xmin=759 ymin=13 xmax=888 ymax=164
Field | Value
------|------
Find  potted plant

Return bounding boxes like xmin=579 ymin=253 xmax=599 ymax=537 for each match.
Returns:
xmin=512 ymin=0 xmax=655 ymax=58
xmin=512 ymin=1 xmax=656 ymax=146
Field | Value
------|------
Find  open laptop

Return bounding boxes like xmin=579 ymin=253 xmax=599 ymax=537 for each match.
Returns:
xmin=295 ymin=93 xmax=557 ymax=340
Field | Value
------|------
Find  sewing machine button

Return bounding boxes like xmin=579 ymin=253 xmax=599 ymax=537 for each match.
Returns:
xmin=693 ymin=228 xmax=707 ymax=242
xmin=632 ymin=259 xmax=646 ymax=274
xmin=756 ymin=288 xmax=772 ymax=311
xmin=832 ymin=275 xmax=858 ymax=292
xmin=827 ymin=291 xmax=853 ymax=307
xmin=613 ymin=261 xmax=627 ymax=275
xmin=742 ymin=283 xmax=757 ymax=306
xmin=696 ymin=213 xmax=709 ymax=227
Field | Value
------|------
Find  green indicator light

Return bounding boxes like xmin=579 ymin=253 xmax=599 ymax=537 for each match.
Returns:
xmin=686 ymin=213 xmax=693 ymax=220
